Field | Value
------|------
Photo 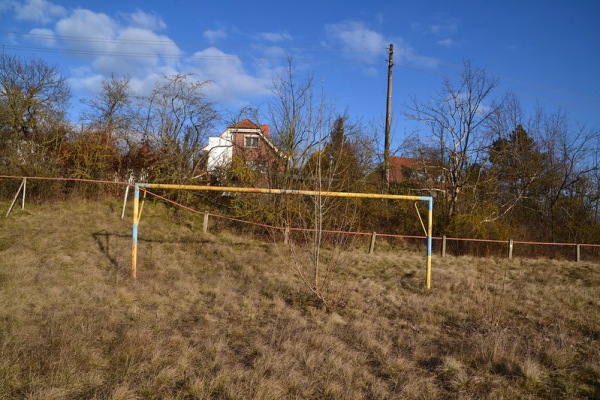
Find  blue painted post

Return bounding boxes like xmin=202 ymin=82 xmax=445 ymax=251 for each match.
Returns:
xmin=426 ymin=197 xmax=433 ymax=289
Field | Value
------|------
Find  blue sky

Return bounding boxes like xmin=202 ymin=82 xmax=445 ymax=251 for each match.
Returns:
xmin=1 ymin=0 xmax=599 ymax=149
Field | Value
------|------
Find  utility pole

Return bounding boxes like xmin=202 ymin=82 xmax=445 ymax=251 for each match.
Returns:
xmin=384 ymin=44 xmax=394 ymax=191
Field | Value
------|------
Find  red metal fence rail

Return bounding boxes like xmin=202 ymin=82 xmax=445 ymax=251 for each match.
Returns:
xmin=2 ymin=175 xmax=599 ymax=263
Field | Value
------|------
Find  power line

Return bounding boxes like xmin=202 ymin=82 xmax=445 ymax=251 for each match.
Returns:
xmin=0 ymin=43 xmax=388 ymax=66
xmin=0 ymin=30 xmax=386 ymax=55
xmin=2 ymin=31 xmax=599 ymax=112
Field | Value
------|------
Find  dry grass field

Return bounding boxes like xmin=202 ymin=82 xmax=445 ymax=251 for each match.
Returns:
xmin=0 ymin=198 xmax=598 ymax=399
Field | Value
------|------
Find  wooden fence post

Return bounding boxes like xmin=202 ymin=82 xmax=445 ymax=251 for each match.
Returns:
xmin=203 ymin=211 xmax=209 ymax=234
xmin=369 ymin=232 xmax=377 ymax=254
xmin=121 ymin=185 xmax=130 ymax=219
xmin=22 ymin=178 xmax=26 ymax=210
xmin=6 ymin=178 xmax=26 ymax=217
xmin=442 ymin=235 xmax=447 ymax=258
xmin=284 ymin=227 xmax=290 ymax=244
xmin=508 ymin=239 xmax=514 ymax=260
xmin=576 ymin=244 xmax=581 ymax=263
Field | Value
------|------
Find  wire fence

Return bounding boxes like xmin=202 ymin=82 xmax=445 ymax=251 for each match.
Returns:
xmin=2 ymin=175 xmax=600 ymax=263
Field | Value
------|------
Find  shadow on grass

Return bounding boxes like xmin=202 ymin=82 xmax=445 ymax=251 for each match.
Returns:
xmin=92 ymin=231 xmax=123 ymax=272
xmin=92 ymin=231 xmax=212 ymax=274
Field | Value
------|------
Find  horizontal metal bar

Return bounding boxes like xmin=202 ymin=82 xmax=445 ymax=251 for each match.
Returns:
xmin=136 ymin=183 xmax=432 ymax=202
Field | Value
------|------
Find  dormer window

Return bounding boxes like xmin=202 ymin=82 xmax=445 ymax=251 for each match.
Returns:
xmin=244 ymin=135 xmax=259 ymax=148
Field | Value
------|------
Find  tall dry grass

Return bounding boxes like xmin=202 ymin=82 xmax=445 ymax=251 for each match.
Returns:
xmin=0 ymin=199 xmax=598 ymax=399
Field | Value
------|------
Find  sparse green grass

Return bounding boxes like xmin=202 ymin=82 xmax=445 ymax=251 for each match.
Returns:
xmin=0 ymin=199 xmax=599 ymax=399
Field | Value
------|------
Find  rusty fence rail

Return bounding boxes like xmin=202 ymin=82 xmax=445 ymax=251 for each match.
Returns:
xmin=2 ymin=175 xmax=600 ymax=264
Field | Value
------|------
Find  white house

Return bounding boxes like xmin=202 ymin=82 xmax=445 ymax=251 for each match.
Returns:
xmin=202 ymin=119 xmax=284 ymax=173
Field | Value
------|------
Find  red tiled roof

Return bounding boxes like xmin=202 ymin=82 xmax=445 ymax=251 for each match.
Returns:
xmin=229 ymin=119 xmax=270 ymax=136
xmin=229 ymin=118 xmax=259 ymax=129
xmin=389 ymin=156 xmax=440 ymax=184
xmin=390 ymin=157 xmax=420 ymax=169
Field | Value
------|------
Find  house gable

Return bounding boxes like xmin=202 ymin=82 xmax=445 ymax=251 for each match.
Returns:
xmin=387 ymin=156 xmax=447 ymax=196
xmin=202 ymin=119 xmax=284 ymax=174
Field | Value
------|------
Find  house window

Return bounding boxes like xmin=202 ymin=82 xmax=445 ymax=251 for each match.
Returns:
xmin=244 ymin=135 xmax=259 ymax=148
xmin=246 ymin=160 xmax=268 ymax=174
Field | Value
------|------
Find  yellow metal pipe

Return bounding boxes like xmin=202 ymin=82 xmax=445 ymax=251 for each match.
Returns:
xmin=131 ymin=185 xmax=140 ymax=280
xmin=138 ymin=188 xmax=147 ymax=220
xmin=137 ymin=183 xmax=431 ymax=202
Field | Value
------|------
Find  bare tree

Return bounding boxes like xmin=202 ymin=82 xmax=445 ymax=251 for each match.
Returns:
xmin=0 ymin=54 xmax=70 ymax=139
xmin=268 ymin=58 xmax=325 ymax=185
xmin=0 ymin=54 xmax=71 ymax=174
xmin=80 ymin=74 xmax=133 ymax=148
xmin=136 ymin=74 xmax=219 ymax=183
xmin=540 ymin=110 xmax=600 ymax=221
xmin=590 ymin=148 xmax=600 ymax=223
xmin=406 ymin=61 xmax=501 ymax=223
xmin=480 ymin=94 xmax=548 ymax=222
xmin=474 ymin=97 xmax=600 ymax=243
xmin=267 ymin=60 xmax=358 ymax=307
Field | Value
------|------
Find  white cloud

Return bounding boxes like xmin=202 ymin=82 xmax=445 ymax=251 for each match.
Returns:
xmin=0 ymin=0 xmax=17 ymax=14
xmin=410 ymin=22 xmax=422 ymax=31
xmin=412 ymin=15 xmax=460 ymax=43
xmin=429 ymin=17 xmax=459 ymax=36
xmin=56 ymin=8 xmax=117 ymax=52
xmin=437 ymin=38 xmax=455 ymax=47
xmin=255 ymin=31 xmax=292 ymax=43
xmin=257 ymin=45 xmax=287 ymax=60
xmin=8 ymin=4 xmax=276 ymax=108
xmin=325 ymin=20 xmax=438 ymax=71
xmin=185 ymin=47 xmax=272 ymax=105
xmin=124 ymin=9 xmax=166 ymax=31
xmin=429 ymin=19 xmax=458 ymax=36
xmin=325 ymin=20 xmax=387 ymax=62
xmin=114 ymin=27 xmax=180 ymax=62
xmin=15 ymin=0 xmax=65 ymax=24
xmin=407 ymin=53 xmax=440 ymax=69
xmin=70 ymin=66 xmax=182 ymax=102
xmin=28 ymin=28 xmax=56 ymax=46
xmin=53 ymin=8 xmax=181 ymax=77
xmin=204 ymin=28 xmax=227 ymax=44
xmin=2 ymin=31 xmax=18 ymax=45
xmin=129 ymin=72 xmax=170 ymax=97
xmin=390 ymin=37 xmax=440 ymax=69
xmin=68 ymin=73 xmax=104 ymax=95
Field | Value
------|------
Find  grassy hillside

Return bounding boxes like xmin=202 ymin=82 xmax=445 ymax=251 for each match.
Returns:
xmin=0 ymin=199 xmax=598 ymax=399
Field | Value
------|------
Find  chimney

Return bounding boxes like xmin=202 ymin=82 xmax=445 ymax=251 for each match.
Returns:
xmin=260 ymin=124 xmax=270 ymax=137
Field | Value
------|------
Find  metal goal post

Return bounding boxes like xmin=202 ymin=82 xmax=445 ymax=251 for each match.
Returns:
xmin=131 ymin=183 xmax=434 ymax=289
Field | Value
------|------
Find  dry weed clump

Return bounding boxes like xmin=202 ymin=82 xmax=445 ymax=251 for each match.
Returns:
xmin=0 ymin=199 xmax=598 ymax=399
